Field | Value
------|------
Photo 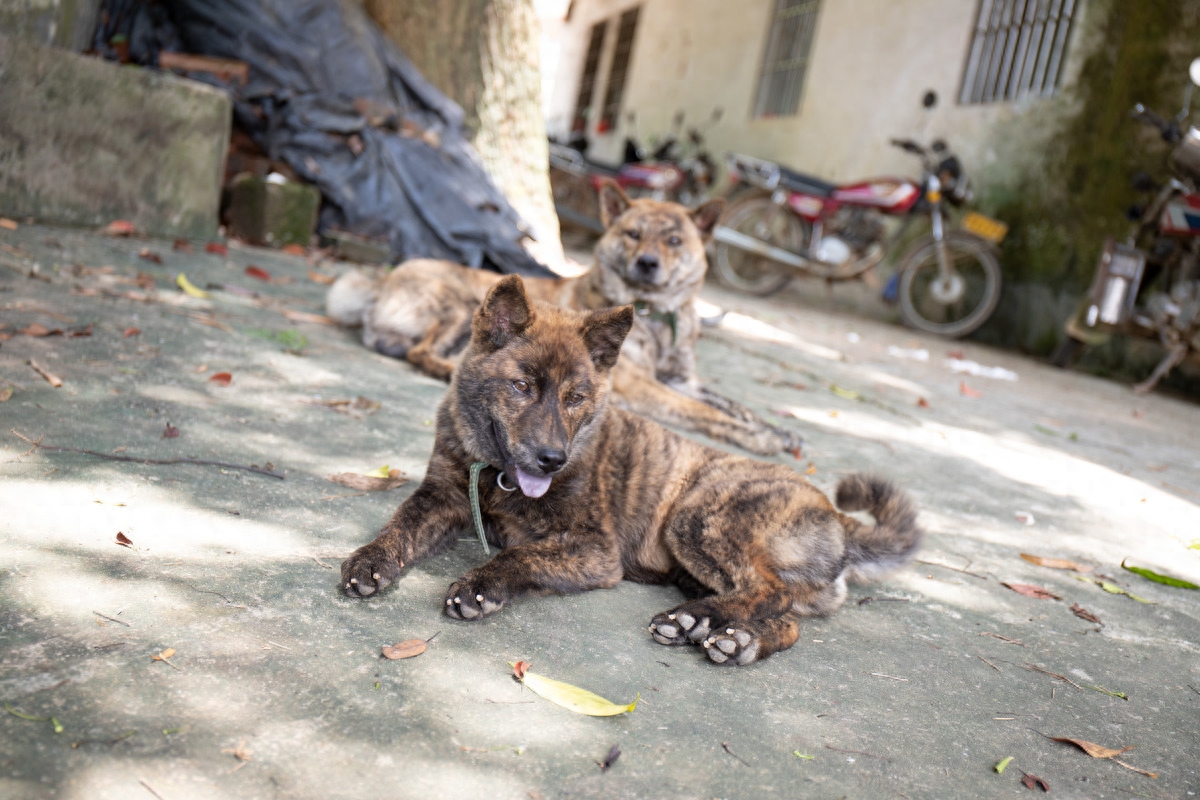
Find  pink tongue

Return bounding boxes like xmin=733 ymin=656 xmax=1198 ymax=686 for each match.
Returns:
xmin=514 ymin=467 xmax=552 ymax=498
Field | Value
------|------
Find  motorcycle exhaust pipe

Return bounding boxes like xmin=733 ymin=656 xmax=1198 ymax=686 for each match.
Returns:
xmin=712 ymin=225 xmax=816 ymax=271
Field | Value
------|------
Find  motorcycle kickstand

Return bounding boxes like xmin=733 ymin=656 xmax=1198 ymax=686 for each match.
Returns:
xmin=1132 ymin=341 xmax=1188 ymax=395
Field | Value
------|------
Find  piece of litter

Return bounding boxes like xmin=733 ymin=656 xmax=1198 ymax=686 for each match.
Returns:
xmin=846 ymin=332 xmax=861 ymax=343
xmin=1015 ymin=511 xmax=1035 ymax=526
xmin=944 ymin=358 xmax=1018 ymax=381
xmin=886 ymin=346 xmax=929 ymax=361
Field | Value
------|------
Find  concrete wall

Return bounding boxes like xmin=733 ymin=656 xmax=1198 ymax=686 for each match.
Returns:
xmin=0 ymin=0 xmax=99 ymax=51
xmin=0 ymin=35 xmax=231 ymax=239
xmin=544 ymin=0 xmax=1099 ymax=194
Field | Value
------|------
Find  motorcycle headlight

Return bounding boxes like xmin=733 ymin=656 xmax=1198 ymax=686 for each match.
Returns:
xmin=647 ymin=167 xmax=681 ymax=189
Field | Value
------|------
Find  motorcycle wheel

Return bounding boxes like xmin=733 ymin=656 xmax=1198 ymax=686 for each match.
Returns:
xmin=897 ymin=231 xmax=1001 ymax=338
xmin=711 ymin=196 xmax=807 ymax=295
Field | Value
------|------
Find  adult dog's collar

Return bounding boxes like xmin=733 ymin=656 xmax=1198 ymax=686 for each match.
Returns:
xmin=632 ymin=301 xmax=677 ymax=345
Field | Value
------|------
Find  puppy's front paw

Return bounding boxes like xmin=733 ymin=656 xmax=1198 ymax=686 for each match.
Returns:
xmin=649 ymin=608 xmax=712 ymax=645
xmin=703 ymin=627 xmax=760 ymax=666
xmin=341 ymin=542 xmax=402 ymax=598
xmin=444 ymin=574 xmax=507 ymax=620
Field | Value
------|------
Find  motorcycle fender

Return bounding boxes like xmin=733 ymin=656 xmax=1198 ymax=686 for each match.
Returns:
xmin=1064 ymin=298 xmax=1114 ymax=347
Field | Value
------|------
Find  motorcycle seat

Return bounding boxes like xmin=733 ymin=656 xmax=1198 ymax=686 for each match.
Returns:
xmin=581 ymin=157 xmax=622 ymax=177
xmin=777 ymin=167 xmax=837 ymax=198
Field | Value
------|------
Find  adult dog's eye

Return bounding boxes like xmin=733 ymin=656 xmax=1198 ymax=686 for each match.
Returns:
xmin=512 ymin=379 xmax=530 ymax=393
xmin=667 ymin=235 xmax=682 ymax=247
xmin=567 ymin=392 xmax=586 ymax=406
xmin=624 ymin=229 xmax=641 ymax=241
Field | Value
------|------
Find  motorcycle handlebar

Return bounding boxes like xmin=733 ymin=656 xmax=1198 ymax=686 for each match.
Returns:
xmin=1131 ymin=103 xmax=1182 ymax=143
xmin=889 ymin=138 xmax=926 ymax=155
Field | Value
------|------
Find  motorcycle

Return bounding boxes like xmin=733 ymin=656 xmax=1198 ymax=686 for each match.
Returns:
xmin=712 ymin=92 xmax=1008 ymax=338
xmin=549 ymin=109 xmax=720 ymax=233
xmin=1055 ymin=59 xmax=1200 ymax=394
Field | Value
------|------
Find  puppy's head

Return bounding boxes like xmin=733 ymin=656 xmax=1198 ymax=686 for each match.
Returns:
xmin=592 ymin=180 xmax=724 ymax=307
xmin=452 ymin=275 xmax=634 ymax=498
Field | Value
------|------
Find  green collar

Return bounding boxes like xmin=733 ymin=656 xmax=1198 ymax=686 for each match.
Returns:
xmin=633 ymin=301 xmax=677 ymax=345
xmin=468 ymin=461 xmax=492 ymax=555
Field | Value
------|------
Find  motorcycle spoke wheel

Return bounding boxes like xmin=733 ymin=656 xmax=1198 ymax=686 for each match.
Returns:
xmin=712 ymin=197 xmax=805 ymax=295
xmin=897 ymin=232 xmax=1001 ymax=338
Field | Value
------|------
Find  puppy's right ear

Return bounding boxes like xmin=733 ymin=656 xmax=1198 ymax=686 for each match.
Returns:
xmin=598 ymin=179 xmax=632 ymax=228
xmin=474 ymin=275 xmax=532 ymax=349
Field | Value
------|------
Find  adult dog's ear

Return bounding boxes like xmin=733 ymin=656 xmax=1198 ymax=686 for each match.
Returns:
xmin=474 ymin=275 xmax=533 ymax=349
xmin=598 ymin=179 xmax=633 ymax=228
xmin=580 ymin=305 xmax=634 ymax=370
xmin=689 ymin=197 xmax=725 ymax=241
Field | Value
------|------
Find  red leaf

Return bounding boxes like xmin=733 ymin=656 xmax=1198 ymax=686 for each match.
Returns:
xmin=101 ymin=220 xmax=137 ymax=236
xmin=512 ymin=660 xmax=531 ymax=680
xmin=69 ymin=324 xmax=93 ymax=338
xmin=1021 ymin=774 xmax=1049 ymax=791
xmin=162 ymin=423 xmax=180 ymax=439
xmin=917 ymin=397 xmax=930 ymax=408
xmin=1002 ymin=582 xmax=1061 ymax=600
xmin=204 ymin=242 xmax=229 ymax=256
xmin=1070 ymin=603 xmax=1101 ymax=624
xmin=138 ymin=248 xmax=163 ymax=264
xmin=124 ymin=327 xmax=141 ymax=337
xmin=20 ymin=323 xmax=61 ymax=337
xmin=244 ymin=265 xmax=272 ymax=281
xmin=172 ymin=239 xmax=192 ymax=252
xmin=959 ymin=381 xmax=983 ymax=399
xmin=116 ymin=532 xmax=134 ymax=547
xmin=209 ymin=371 xmax=232 ymax=387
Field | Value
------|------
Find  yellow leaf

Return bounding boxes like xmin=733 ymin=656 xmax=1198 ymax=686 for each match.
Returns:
xmin=364 ymin=465 xmax=391 ymax=478
xmin=510 ymin=664 xmax=637 ymax=716
xmin=176 ymin=273 xmax=210 ymax=299
xmin=1020 ymin=553 xmax=1093 ymax=573
xmin=1050 ymin=737 xmax=1133 ymax=760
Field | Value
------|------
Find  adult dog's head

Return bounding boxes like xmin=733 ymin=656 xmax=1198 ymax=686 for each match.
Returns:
xmin=591 ymin=180 xmax=724 ymax=310
xmin=451 ymin=275 xmax=634 ymax=498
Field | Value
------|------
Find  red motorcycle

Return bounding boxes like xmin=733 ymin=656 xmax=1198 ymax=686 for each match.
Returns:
xmin=712 ymin=94 xmax=1008 ymax=337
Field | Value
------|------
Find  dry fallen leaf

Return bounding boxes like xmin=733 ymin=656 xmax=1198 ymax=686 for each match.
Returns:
xmin=0 ymin=217 xmax=18 ymax=231
xmin=282 ymin=244 xmax=307 ymax=256
xmin=1020 ymin=553 xmax=1092 ymax=572
xmin=245 ymin=265 xmax=272 ymax=282
xmin=1070 ymin=603 xmax=1101 ymax=624
xmin=124 ymin=327 xmax=141 ymax=338
xmin=804 ymin=464 xmax=817 ymax=475
xmin=917 ymin=397 xmax=930 ymax=408
xmin=382 ymin=639 xmax=429 ymax=660
xmin=28 ymin=359 xmax=63 ymax=387
xmin=1002 ymin=582 xmax=1061 ymax=600
xmin=0 ymin=387 xmax=13 ymax=403
xmin=960 ymin=381 xmax=983 ymax=399
xmin=510 ymin=662 xmax=638 ymax=716
xmin=1021 ymin=774 xmax=1049 ymax=791
xmin=325 ymin=470 xmax=407 ymax=492
xmin=152 ymin=648 xmax=176 ymax=661
xmin=205 ymin=242 xmax=229 ymax=256
xmin=511 ymin=660 xmax=531 ymax=680
xmin=307 ymin=270 xmax=336 ymax=285
xmin=173 ymin=239 xmax=191 ymax=252
xmin=116 ymin=532 xmax=134 ymax=548
xmin=138 ymin=248 xmax=163 ymax=264
xmin=1049 ymin=737 xmax=1133 ymax=760
xmin=162 ymin=423 xmax=180 ymax=439
xmin=101 ymin=220 xmax=137 ymax=237
xmin=209 ymin=372 xmax=233 ymax=387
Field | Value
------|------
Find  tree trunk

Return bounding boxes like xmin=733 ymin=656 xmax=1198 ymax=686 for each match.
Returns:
xmin=363 ymin=0 xmax=564 ymax=268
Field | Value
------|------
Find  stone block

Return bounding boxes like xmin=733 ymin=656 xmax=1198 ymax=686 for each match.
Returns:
xmin=0 ymin=34 xmax=230 ymax=239
xmin=226 ymin=174 xmax=320 ymax=248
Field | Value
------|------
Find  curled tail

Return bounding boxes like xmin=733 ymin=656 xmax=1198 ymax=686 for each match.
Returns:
xmin=835 ymin=474 xmax=922 ymax=583
xmin=325 ymin=268 xmax=384 ymax=326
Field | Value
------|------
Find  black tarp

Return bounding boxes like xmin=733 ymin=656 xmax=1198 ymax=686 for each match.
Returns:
xmin=97 ymin=0 xmax=553 ymax=277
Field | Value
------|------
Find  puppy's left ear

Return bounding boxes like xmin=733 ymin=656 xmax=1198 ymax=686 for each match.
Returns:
xmin=474 ymin=274 xmax=533 ymax=349
xmin=580 ymin=305 xmax=635 ymax=370
xmin=689 ymin=198 xmax=725 ymax=242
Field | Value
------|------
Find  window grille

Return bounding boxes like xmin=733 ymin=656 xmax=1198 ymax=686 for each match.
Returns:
xmin=599 ymin=7 xmax=640 ymax=130
xmin=571 ymin=20 xmax=607 ymax=133
xmin=959 ymin=0 xmax=1077 ymax=104
xmin=753 ymin=0 xmax=821 ymax=118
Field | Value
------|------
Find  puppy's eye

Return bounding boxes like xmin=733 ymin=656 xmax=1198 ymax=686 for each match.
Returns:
xmin=667 ymin=235 xmax=682 ymax=247
xmin=567 ymin=392 xmax=586 ymax=406
xmin=512 ymin=379 xmax=530 ymax=393
xmin=624 ymin=229 xmax=641 ymax=241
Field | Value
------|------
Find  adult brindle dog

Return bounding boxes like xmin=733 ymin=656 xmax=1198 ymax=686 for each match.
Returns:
xmin=341 ymin=276 xmax=922 ymax=666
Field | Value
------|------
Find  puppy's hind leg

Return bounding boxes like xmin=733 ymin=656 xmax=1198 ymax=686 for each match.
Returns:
xmin=702 ymin=612 xmax=802 ymax=666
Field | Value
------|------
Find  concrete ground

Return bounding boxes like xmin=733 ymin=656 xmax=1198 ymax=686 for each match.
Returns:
xmin=1 ymin=223 xmax=1198 ymax=800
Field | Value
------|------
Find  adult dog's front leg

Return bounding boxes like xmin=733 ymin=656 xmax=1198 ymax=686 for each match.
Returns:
xmin=342 ymin=474 xmax=469 ymax=598
xmin=445 ymin=529 xmax=622 ymax=620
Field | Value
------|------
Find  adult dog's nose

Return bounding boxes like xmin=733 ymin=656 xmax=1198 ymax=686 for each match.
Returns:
xmin=634 ymin=254 xmax=659 ymax=275
xmin=536 ymin=447 xmax=567 ymax=474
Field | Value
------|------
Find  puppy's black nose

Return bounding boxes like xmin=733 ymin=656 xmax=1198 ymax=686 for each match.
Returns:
xmin=634 ymin=254 xmax=659 ymax=274
xmin=536 ymin=448 xmax=567 ymax=474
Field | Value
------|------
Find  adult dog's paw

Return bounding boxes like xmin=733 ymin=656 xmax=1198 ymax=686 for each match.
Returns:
xmin=443 ymin=574 xmax=507 ymax=620
xmin=702 ymin=627 xmax=760 ymax=666
xmin=648 ymin=608 xmax=712 ymax=645
xmin=341 ymin=542 xmax=402 ymax=598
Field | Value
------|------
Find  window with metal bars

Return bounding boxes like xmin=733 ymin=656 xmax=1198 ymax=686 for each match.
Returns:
xmin=753 ymin=0 xmax=821 ymax=119
xmin=571 ymin=20 xmax=607 ymax=133
xmin=599 ymin=7 xmax=640 ymax=131
xmin=959 ymin=0 xmax=1078 ymax=105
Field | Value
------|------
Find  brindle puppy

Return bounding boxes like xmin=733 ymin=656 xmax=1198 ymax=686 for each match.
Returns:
xmin=341 ymin=276 xmax=921 ymax=666
xmin=326 ymin=181 xmax=799 ymax=455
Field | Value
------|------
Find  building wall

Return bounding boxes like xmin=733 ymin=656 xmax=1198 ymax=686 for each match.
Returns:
xmin=545 ymin=0 xmax=1099 ymax=195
